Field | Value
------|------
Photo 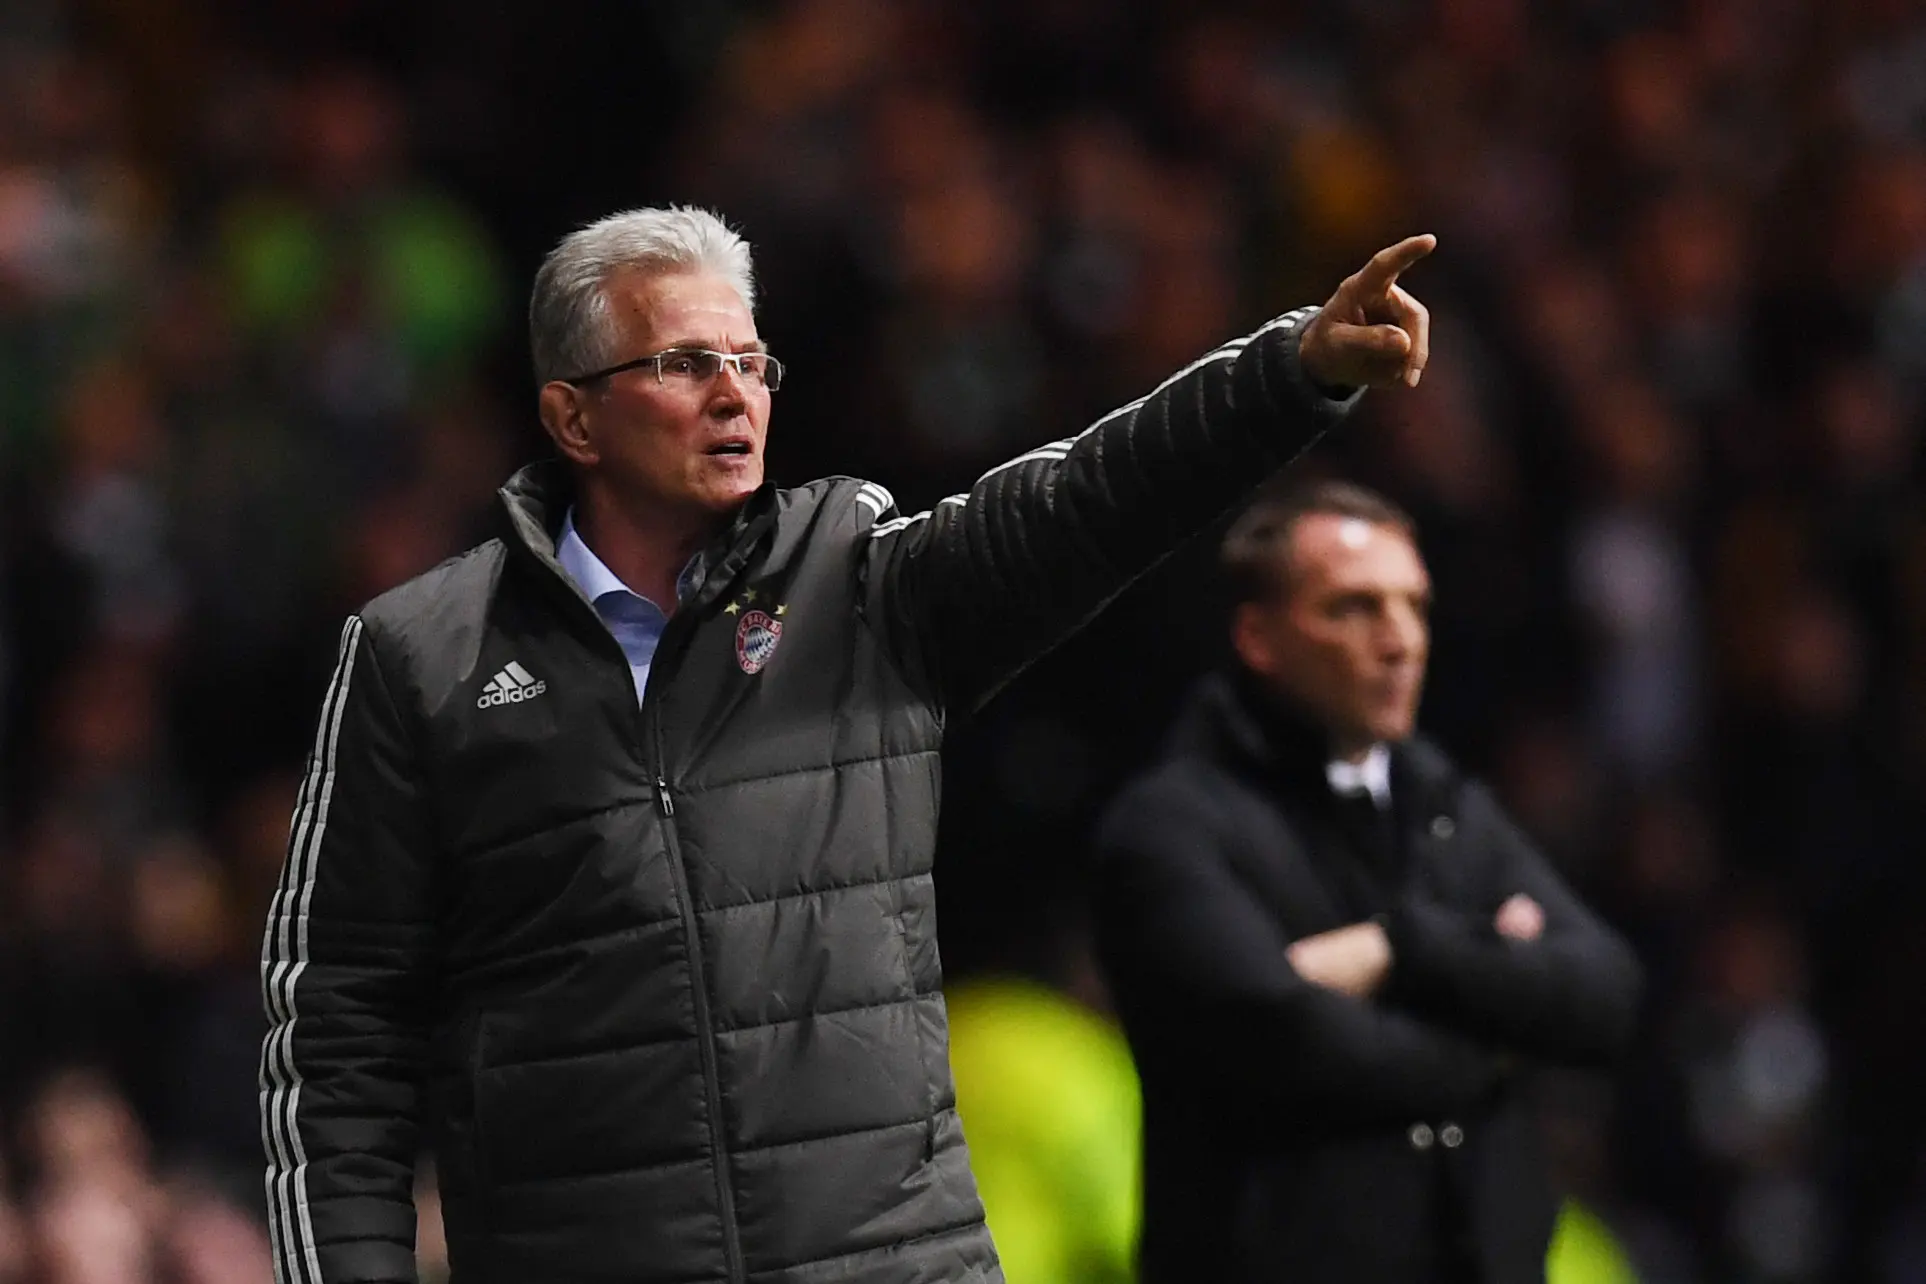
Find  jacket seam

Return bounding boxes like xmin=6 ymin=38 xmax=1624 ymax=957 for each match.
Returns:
xmin=456 ymin=798 xmax=657 ymax=865
xmin=469 ymin=991 xmax=943 ymax=1073
xmin=750 ymin=1216 xmax=986 ymax=1277
xmin=429 ymin=496 xmax=941 ymax=854
xmin=487 ymin=1150 xmax=712 ymax=1193
xmin=478 ymin=1023 xmax=701 ymax=1071
xmin=354 ymin=619 xmax=436 ymax=812
xmin=716 ymin=991 xmax=942 ymax=1037
xmin=443 ymin=752 xmax=942 ymax=858
xmin=450 ymin=869 xmax=939 ymax=982
xmin=700 ymin=868 xmax=932 ymax=917
xmin=841 ymin=476 xmax=948 ymax=710
xmin=679 ymin=747 xmax=939 ymax=799
xmin=446 ymin=915 xmax=685 ymax=983
xmin=732 ymin=1108 xmax=950 ymax=1159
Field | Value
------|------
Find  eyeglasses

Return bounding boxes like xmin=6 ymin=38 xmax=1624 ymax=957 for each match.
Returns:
xmin=564 ymin=347 xmax=785 ymax=391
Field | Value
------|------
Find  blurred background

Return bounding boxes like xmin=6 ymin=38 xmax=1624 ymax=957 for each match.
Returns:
xmin=2 ymin=0 xmax=1925 ymax=1280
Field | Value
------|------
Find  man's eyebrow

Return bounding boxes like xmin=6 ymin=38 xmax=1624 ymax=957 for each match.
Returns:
xmin=659 ymin=337 xmax=769 ymax=353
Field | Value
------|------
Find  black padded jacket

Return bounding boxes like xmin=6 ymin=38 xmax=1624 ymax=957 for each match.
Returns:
xmin=258 ymin=307 xmax=1355 ymax=1284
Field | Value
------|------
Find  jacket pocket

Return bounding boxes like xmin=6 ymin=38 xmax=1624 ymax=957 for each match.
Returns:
xmin=890 ymin=890 xmax=945 ymax=1129
xmin=460 ymin=1012 xmax=492 ymax=1193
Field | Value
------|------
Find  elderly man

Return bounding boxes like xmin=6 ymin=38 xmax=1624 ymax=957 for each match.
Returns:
xmin=1093 ymin=479 xmax=1644 ymax=1284
xmin=259 ymin=205 xmax=1433 ymax=1283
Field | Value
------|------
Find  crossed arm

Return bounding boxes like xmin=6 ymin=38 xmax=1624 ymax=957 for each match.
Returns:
xmin=1285 ymin=786 xmax=1644 ymax=1066
xmin=1093 ymin=777 xmax=1505 ymax=1130
xmin=1095 ymin=769 xmax=1643 ymax=1145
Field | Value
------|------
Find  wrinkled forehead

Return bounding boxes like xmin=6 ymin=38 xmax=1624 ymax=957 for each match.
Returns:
xmin=605 ymin=268 xmax=759 ymax=349
xmin=1289 ymin=514 xmax=1429 ymax=593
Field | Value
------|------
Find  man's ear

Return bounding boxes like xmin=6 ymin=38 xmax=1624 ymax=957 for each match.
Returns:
xmin=538 ymin=382 xmax=599 ymax=467
xmin=1231 ymin=600 xmax=1276 ymax=679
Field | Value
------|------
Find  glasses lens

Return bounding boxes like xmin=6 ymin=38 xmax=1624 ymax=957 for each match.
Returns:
xmin=656 ymin=349 xmax=782 ymax=390
xmin=655 ymin=350 xmax=719 ymax=381
xmin=728 ymin=352 xmax=783 ymax=391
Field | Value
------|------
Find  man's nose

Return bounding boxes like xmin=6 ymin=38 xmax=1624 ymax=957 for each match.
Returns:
xmin=1381 ymin=603 xmax=1424 ymax=658
xmin=708 ymin=363 xmax=751 ymax=413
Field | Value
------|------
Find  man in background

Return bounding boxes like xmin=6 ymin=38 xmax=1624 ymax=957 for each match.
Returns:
xmin=1094 ymin=480 xmax=1643 ymax=1284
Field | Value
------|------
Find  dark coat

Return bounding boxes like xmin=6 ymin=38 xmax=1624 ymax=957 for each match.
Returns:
xmin=1093 ymin=674 xmax=1643 ymax=1284
xmin=257 ymin=308 xmax=1355 ymax=1284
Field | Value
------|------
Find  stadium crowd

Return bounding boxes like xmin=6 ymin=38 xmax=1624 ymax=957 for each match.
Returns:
xmin=2 ymin=0 xmax=1926 ymax=1280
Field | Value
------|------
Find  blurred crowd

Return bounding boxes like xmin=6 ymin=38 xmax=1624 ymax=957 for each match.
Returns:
xmin=2 ymin=0 xmax=1926 ymax=1280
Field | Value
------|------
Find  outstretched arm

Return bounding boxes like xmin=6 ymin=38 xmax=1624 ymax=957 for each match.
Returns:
xmin=863 ymin=236 xmax=1436 ymax=712
xmin=261 ymin=616 xmax=436 ymax=1284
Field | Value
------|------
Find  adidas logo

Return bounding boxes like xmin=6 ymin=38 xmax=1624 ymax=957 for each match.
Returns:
xmin=478 ymin=660 xmax=548 ymax=708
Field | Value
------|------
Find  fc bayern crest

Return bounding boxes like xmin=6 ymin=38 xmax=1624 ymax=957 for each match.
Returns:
xmin=735 ymin=609 xmax=783 ymax=674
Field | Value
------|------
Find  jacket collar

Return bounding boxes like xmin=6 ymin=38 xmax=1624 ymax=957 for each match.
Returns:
xmin=1172 ymin=669 xmax=1343 ymax=797
xmin=1171 ymin=668 xmax=1461 ymax=817
xmin=496 ymin=458 xmax=779 ymax=616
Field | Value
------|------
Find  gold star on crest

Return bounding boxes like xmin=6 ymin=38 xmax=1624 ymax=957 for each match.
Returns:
xmin=724 ymin=601 xmax=741 ymax=615
xmin=742 ymin=588 xmax=759 ymax=605
xmin=775 ymin=603 xmax=786 ymax=616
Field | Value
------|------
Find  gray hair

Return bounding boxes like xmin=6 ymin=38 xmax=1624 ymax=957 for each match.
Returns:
xmin=528 ymin=205 xmax=757 ymax=384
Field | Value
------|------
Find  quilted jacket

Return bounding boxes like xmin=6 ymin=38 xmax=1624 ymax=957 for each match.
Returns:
xmin=259 ymin=306 xmax=1354 ymax=1283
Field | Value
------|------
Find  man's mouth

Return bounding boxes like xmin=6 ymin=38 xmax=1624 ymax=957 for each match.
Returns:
xmin=706 ymin=440 xmax=753 ymax=456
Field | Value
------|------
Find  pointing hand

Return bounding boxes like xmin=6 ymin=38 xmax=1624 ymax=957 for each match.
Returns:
xmin=1298 ymin=234 xmax=1437 ymax=391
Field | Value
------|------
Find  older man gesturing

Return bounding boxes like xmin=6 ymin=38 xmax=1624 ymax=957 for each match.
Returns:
xmin=260 ymin=207 xmax=1435 ymax=1284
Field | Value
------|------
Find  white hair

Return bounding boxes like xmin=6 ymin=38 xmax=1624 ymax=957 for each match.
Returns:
xmin=528 ymin=205 xmax=757 ymax=384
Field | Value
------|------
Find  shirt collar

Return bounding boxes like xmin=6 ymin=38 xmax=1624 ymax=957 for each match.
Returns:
xmin=1326 ymin=743 xmax=1393 ymax=810
xmin=557 ymin=508 xmax=700 ymax=609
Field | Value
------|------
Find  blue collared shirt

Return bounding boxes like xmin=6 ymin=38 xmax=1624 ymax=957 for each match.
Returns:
xmin=556 ymin=510 xmax=698 ymax=706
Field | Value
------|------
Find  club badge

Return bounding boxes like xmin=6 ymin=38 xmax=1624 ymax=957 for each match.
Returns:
xmin=735 ymin=608 xmax=783 ymax=674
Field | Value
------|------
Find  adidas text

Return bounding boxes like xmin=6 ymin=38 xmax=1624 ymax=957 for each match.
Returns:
xmin=478 ymin=661 xmax=548 ymax=708
xmin=478 ymin=680 xmax=547 ymax=708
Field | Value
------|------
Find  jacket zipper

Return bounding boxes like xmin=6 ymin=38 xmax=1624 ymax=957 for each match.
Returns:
xmin=643 ymin=629 xmax=746 ymax=1284
xmin=510 ymin=489 xmax=769 ymax=1284
xmin=652 ymin=774 xmax=743 ymax=1282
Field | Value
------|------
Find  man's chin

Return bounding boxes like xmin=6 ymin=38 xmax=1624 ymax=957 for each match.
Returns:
xmin=1363 ymin=710 xmax=1418 ymax=745
xmin=694 ymin=467 xmax=764 ymax=511
xmin=1380 ymin=723 xmax=1418 ymax=745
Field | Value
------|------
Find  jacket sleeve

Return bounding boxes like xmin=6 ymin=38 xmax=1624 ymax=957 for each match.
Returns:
xmin=1092 ymin=777 xmax=1501 ymax=1130
xmin=260 ymin=616 xmax=434 ymax=1284
xmin=1382 ymin=783 xmax=1645 ymax=1065
xmin=861 ymin=308 xmax=1357 ymax=712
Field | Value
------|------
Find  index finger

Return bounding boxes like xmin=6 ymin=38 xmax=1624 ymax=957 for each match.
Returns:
xmin=1354 ymin=233 xmax=1438 ymax=294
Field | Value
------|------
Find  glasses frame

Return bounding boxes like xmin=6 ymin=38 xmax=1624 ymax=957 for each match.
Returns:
xmin=562 ymin=346 xmax=784 ymax=391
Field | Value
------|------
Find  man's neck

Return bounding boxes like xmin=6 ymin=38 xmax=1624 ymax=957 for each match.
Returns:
xmin=573 ymin=486 xmax=717 ymax=611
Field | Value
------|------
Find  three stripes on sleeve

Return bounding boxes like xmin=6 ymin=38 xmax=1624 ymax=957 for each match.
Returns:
xmin=261 ymin=616 xmax=363 ymax=1284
